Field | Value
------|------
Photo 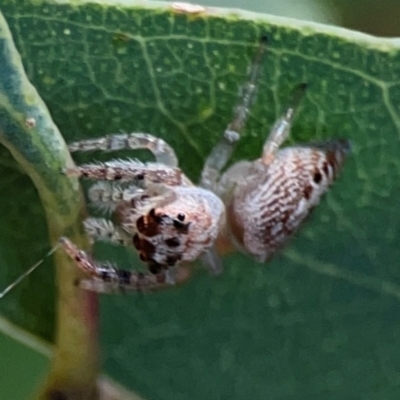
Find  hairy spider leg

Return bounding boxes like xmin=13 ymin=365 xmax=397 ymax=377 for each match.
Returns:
xmin=200 ymin=246 xmax=223 ymax=276
xmin=201 ymin=35 xmax=268 ymax=190
xmin=65 ymin=133 xmax=184 ymax=184
xmin=198 ymin=35 xmax=268 ymax=273
xmin=63 ymin=159 xmax=182 ymax=185
xmin=86 ymin=181 xmax=146 ymax=214
xmin=68 ymin=132 xmax=178 ymax=167
xmin=261 ymin=82 xmax=308 ymax=165
xmin=59 ymin=237 xmax=178 ymax=293
xmin=83 ymin=217 xmax=127 ymax=245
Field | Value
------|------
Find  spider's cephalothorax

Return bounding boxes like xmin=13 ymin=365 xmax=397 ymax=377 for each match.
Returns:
xmin=60 ymin=35 xmax=350 ymax=293
xmin=61 ymin=137 xmax=226 ymax=291
xmin=117 ymin=186 xmax=225 ymax=273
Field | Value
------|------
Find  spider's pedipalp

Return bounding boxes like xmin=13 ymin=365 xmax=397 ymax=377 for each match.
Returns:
xmin=68 ymin=132 xmax=178 ymax=167
xmin=200 ymin=246 xmax=223 ymax=276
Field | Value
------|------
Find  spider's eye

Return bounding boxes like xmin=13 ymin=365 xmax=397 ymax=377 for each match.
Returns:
xmin=177 ymin=213 xmax=185 ymax=221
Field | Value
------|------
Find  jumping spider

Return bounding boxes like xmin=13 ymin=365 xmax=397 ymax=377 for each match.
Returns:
xmin=60 ymin=36 xmax=350 ymax=293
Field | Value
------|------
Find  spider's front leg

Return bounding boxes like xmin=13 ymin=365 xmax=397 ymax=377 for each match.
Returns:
xmin=63 ymin=158 xmax=183 ymax=186
xmin=64 ymin=132 xmax=187 ymax=186
xmin=59 ymin=237 xmax=190 ymax=293
xmin=68 ymin=132 xmax=178 ymax=167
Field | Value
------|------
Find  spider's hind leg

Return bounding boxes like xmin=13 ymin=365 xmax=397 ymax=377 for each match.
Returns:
xmin=201 ymin=35 xmax=268 ymax=191
xmin=261 ymin=83 xmax=307 ymax=165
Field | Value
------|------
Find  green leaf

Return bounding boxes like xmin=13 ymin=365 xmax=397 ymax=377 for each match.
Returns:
xmin=2 ymin=0 xmax=400 ymax=399
xmin=0 ymin=327 xmax=50 ymax=400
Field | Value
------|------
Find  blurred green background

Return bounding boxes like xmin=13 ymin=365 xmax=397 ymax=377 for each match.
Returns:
xmin=1 ymin=0 xmax=400 ymax=399
xmin=0 ymin=330 xmax=48 ymax=400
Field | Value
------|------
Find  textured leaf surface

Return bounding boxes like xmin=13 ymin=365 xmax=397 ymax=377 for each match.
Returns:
xmin=2 ymin=0 xmax=400 ymax=399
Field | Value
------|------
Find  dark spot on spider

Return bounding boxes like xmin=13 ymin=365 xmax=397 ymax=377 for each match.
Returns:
xmin=280 ymin=210 xmax=291 ymax=225
xmin=149 ymin=262 xmax=162 ymax=274
xmin=173 ymin=220 xmax=190 ymax=234
xmin=74 ymin=256 xmax=81 ymax=262
xmin=165 ymin=237 xmax=180 ymax=247
xmin=326 ymin=150 xmax=338 ymax=169
xmin=173 ymin=220 xmax=183 ymax=229
xmin=137 ymin=217 xmax=153 ymax=235
xmin=82 ymin=172 xmax=89 ymax=177
xmin=101 ymin=270 xmax=112 ymax=282
xmin=136 ymin=173 xmax=145 ymax=180
xmin=137 ymin=211 xmax=163 ymax=236
xmin=116 ymin=269 xmax=131 ymax=285
xmin=303 ymin=185 xmax=313 ymax=200
xmin=166 ymin=256 xmax=179 ymax=266
xmin=132 ymin=234 xmax=140 ymax=248
xmin=136 ymin=216 xmax=146 ymax=233
xmin=141 ymin=239 xmax=156 ymax=253
xmin=149 ymin=209 xmax=163 ymax=224
xmin=322 ymin=161 xmax=329 ymax=176
xmin=114 ymin=174 xmax=122 ymax=180
xmin=177 ymin=213 xmax=185 ymax=221
xmin=136 ymin=237 xmax=156 ymax=263
xmin=313 ymin=171 xmax=322 ymax=184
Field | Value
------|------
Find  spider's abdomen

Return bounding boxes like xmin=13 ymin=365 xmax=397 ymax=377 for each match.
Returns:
xmin=226 ymin=140 xmax=350 ymax=262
